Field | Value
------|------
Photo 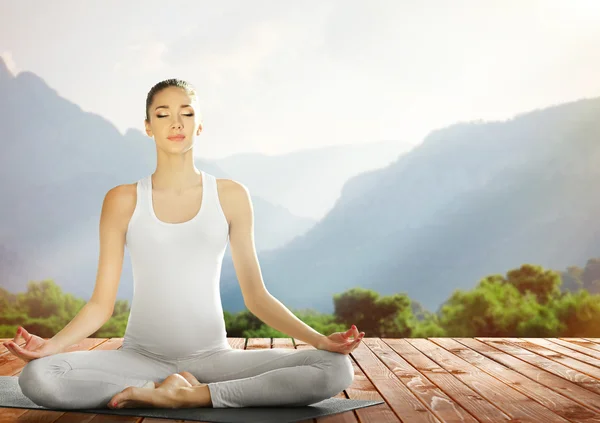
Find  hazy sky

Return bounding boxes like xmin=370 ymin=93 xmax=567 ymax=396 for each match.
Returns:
xmin=2 ymin=0 xmax=600 ymax=159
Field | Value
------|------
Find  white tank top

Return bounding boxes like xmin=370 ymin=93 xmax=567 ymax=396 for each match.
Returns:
xmin=122 ymin=170 xmax=231 ymax=359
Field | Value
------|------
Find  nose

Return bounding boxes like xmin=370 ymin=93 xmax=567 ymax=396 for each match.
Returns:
xmin=168 ymin=114 xmax=185 ymax=128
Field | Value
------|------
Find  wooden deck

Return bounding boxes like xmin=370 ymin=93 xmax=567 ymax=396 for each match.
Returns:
xmin=2 ymin=337 xmax=600 ymax=422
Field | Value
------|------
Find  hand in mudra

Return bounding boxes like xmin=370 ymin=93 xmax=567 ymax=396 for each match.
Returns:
xmin=2 ymin=327 xmax=58 ymax=363
xmin=108 ymin=371 xmax=202 ymax=409
xmin=316 ymin=325 xmax=365 ymax=355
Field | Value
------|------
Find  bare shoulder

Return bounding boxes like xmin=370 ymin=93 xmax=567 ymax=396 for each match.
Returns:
xmin=215 ymin=178 xmax=252 ymax=226
xmin=102 ymin=182 xmax=138 ymax=227
xmin=216 ymin=178 xmax=250 ymax=203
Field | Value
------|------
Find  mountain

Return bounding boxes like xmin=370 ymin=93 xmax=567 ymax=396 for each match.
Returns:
xmin=219 ymin=97 xmax=600 ymax=314
xmin=208 ymin=140 xmax=414 ymax=220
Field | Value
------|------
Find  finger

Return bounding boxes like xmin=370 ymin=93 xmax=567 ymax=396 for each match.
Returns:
xmin=349 ymin=331 xmax=362 ymax=341
xmin=12 ymin=328 xmax=21 ymax=344
xmin=345 ymin=336 xmax=360 ymax=349
xmin=7 ymin=343 xmax=24 ymax=358
xmin=350 ymin=335 xmax=364 ymax=351
xmin=351 ymin=334 xmax=364 ymax=347
xmin=24 ymin=337 xmax=33 ymax=349
xmin=5 ymin=343 xmax=23 ymax=359
xmin=10 ymin=343 xmax=35 ymax=359
xmin=352 ymin=325 xmax=359 ymax=339
xmin=19 ymin=327 xmax=31 ymax=342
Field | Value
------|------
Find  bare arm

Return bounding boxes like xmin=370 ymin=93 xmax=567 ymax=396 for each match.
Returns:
xmin=248 ymin=295 xmax=325 ymax=347
xmin=227 ymin=181 xmax=325 ymax=347
xmin=47 ymin=184 xmax=132 ymax=352
xmin=46 ymin=302 xmax=113 ymax=352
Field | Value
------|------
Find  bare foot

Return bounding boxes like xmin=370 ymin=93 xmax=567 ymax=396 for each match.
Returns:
xmin=108 ymin=372 xmax=206 ymax=409
xmin=109 ymin=386 xmax=168 ymax=409
xmin=140 ymin=381 xmax=157 ymax=389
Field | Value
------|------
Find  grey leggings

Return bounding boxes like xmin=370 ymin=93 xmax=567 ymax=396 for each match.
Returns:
xmin=17 ymin=344 xmax=354 ymax=409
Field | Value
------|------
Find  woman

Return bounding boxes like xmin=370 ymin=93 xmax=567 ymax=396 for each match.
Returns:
xmin=3 ymin=78 xmax=365 ymax=410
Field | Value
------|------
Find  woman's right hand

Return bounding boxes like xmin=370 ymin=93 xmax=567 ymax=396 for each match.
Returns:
xmin=2 ymin=326 xmax=58 ymax=363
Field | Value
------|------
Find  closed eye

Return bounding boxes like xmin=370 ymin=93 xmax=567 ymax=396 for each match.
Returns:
xmin=157 ymin=114 xmax=194 ymax=118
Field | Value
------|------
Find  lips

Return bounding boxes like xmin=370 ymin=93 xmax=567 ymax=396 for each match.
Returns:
xmin=167 ymin=135 xmax=185 ymax=140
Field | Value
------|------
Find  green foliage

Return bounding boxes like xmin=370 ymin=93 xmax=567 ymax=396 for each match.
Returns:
xmin=506 ymin=264 xmax=563 ymax=304
xmin=94 ymin=312 xmax=129 ymax=338
xmin=552 ymin=289 xmax=600 ymax=337
xmin=439 ymin=276 xmax=562 ymax=337
xmin=333 ymin=287 xmax=413 ymax=337
xmin=2 ymin=258 xmax=600 ymax=341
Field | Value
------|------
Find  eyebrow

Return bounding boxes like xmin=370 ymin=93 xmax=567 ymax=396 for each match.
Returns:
xmin=154 ymin=104 xmax=193 ymax=111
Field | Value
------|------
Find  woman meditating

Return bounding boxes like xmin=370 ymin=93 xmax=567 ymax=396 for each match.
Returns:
xmin=3 ymin=78 xmax=364 ymax=410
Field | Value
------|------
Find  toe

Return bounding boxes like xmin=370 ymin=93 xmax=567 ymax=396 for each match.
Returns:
xmin=110 ymin=388 xmax=133 ymax=407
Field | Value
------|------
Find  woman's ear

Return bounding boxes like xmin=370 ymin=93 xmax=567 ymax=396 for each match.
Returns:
xmin=144 ymin=120 xmax=153 ymax=137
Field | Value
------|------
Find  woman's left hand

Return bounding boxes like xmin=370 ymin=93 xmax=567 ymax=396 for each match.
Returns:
xmin=316 ymin=325 xmax=365 ymax=355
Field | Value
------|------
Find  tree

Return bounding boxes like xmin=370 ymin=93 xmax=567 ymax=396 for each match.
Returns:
xmin=333 ymin=287 xmax=413 ymax=337
xmin=438 ymin=266 xmax=564 ymax=337
xmin=505 ymin=263 xmax=562 ymax=305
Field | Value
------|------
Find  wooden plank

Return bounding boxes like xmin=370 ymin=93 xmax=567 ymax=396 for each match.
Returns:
xmin=493 ymin=338 xmax=600 ymax=382
xmin=227 ymin=337 xmax=247 ymax=350
xmin=381 ymin=338 xmax=496 ymax=422
xmin=439 ymin=337 xmax=600 ymax=422
xmin=295 ymin=337 xmax=400 ymax=423
xmin=343 ymin=337 xmax=435 ymax=422
xmin=475 ymin=338 xmax=600 ymax=408
xmin=561 ymin=338 xmax=600 ymax=354
xmin=407 ymin=338 xmax=569 ymax=422
xmin=271 ymin=337 xmax=295 ymax=349
xmin=546 ymin=338 xmax=600 ymax=359
xmin=246 ymin=337 xmax=271 ymax=350
xmin=518 ymin=338 xmax=600 ymax=375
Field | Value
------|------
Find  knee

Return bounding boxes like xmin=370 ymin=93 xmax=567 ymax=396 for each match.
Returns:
xmin=323 ymin=352 xmax=354 ymax=396
xmin=18 ymin=358 xmax=65 ymax=408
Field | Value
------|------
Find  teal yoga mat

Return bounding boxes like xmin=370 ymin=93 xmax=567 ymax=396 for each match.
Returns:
xmin=0 ymin=376 xmax=383 ymax=423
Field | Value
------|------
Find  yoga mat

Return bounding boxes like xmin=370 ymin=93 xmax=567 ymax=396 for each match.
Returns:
xmin=0 ymin=376 xmax=383 ymax=423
